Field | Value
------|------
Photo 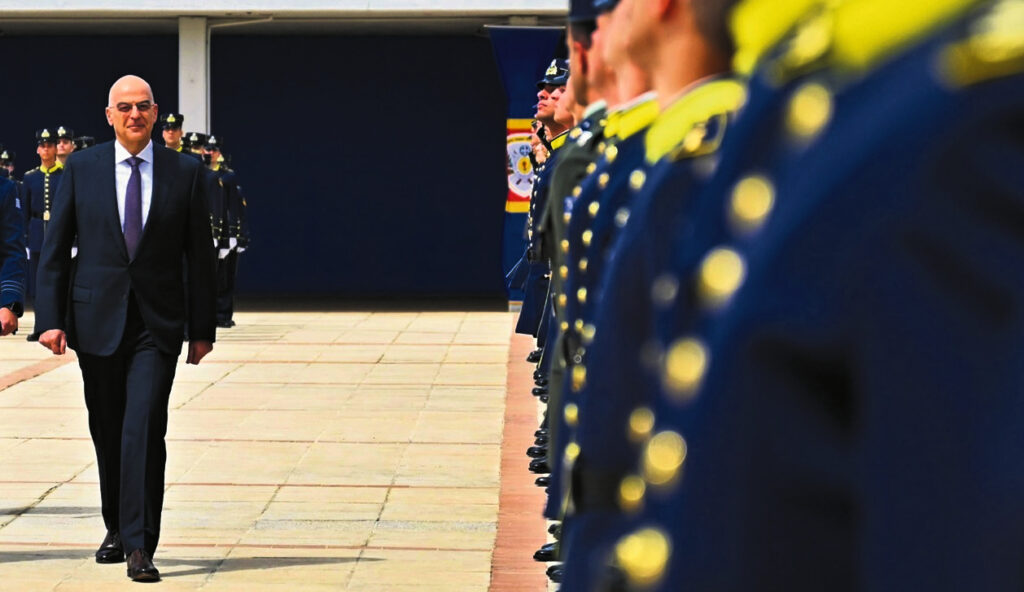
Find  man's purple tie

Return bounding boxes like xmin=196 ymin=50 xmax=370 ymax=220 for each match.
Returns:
xmin=124 ymin=156 xmax=142 ymax=258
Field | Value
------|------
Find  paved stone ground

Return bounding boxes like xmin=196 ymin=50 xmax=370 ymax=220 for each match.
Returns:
xmin=0 ymin=309 xmax=537 ymax=591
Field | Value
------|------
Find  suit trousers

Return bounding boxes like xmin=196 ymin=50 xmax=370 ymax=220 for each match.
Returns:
xmin=77 ymin=293 xmax=178 ymax=556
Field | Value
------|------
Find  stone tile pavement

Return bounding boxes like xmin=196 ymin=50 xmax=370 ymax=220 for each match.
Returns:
xmin=0 ymin=309 xmax=545 ymax=591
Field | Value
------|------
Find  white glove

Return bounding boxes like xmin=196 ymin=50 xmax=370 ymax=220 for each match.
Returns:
xmin=25 ymin=248 xmax=30 ymax=260
xmin=71 ymin=247 xmax=78 ymax=258
xmin=237 ymin=247 xmax=246 ymax=253
xmin=218 ymin=249 xmax=230 ymax=260
xmin=229 ymin=237 xmax=238 ymax=249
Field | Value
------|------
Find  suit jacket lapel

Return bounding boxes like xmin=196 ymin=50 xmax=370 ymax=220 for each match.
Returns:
xmin=97 ymin=142 xmax=129 ymax=261
xmin=135 ymin=146 xmax=172 ymax=259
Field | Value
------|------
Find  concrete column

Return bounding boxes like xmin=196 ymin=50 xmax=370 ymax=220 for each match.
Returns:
xmin=178 ymin=16 xmax=209 ymax=132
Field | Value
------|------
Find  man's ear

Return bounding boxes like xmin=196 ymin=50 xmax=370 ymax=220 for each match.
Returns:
xmin=105 ymin=107 xmax=114 ymax=127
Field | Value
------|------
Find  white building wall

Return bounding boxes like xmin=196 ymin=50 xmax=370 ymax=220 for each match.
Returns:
xmin=0 ymin=1 xmax=564 ymax=16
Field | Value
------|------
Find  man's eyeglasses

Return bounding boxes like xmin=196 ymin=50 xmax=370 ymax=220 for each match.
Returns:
xmin=113 ymin=101 xmax=153 ymax=113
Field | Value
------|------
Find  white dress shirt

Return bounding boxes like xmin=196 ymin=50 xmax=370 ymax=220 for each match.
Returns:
xmin=113 ymin=140 xmax=154 ymax=231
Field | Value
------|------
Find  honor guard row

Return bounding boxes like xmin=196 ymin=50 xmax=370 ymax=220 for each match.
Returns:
xmin=159 ymin=113 xmax=250 ymax=328
xmin=512 ymin=0 xmax=1024 ymax=590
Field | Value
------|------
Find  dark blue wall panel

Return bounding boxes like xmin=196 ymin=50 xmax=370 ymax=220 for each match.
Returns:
xmin=210 ymin=35 xmax=509 ymax=298
xmin=0 ymin=35 xmax=179 ymax=177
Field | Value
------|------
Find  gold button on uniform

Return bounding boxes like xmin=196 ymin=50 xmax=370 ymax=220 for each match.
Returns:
xmin=565 ymin=441 xmax=581 ymax=462
xmin=629 ymin=169 xmax=646 ymax=192
xmin=588 ymin=201 xmax=600 ymax=217
xmin=586 ymin=162 xmax=597 ymax=174
xmin=614 ymin=528 xmax=671 ymax=587
xmin=662 ymin=338 xmax=708 ymax=400
xmin=578 ymin=258 xmax=589 ymax=273
xmin=581 ymin=323 xmax=596 ymax=345
xmin=559 ymin=265 xmax=569 ymax=280
xmin=615 ymin=208 xmax=630 ymax=228
xmin=577 ymin=286 xmax=588 ymax=304
xmin=574 ymin=319 xmax=585 ymax=333
xmin=643 ymin=431 xmax=687 ymax=487
xmin=572 ymin=185 xmax=583 ymax=197
xmin=628 ymin=407 xmax=655 ymax=442
xmin=582 ymin=229 xmax=593 ymax=247
xmin=572 ymin=365 xmax=587 ymax=391
xmin=564 ymin=402 xmax=579 ymax=427
xmin=618 ymin=475 xmax=646 ymax=513
xmin=560 ymin=239 xmax=569 ymax=254
xmin=697 ymin=247 xmax=746 ymax=307
xmin=650 ymin=274 xmax=680 ymax=307
xmin=557 ymin=293 xmax=567 ymax=308
xmin=786 ymin=81 xmax=833 ymax=140
xmin=605 ymin=144 xmax=619 ymax=163
xmin=598 ymin=173 xmax=610 ymax=190
xmin=729 ymin=175 xmax=775 ymax=232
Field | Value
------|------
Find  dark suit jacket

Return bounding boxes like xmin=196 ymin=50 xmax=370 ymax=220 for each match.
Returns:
xmin=36 ymin=141 xmax=216 ymax=356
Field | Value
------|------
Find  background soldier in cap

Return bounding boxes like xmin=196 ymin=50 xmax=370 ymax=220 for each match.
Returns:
xmin=74 ymin=136 xmax=96 ymax=152
xmin=0 ymin=148 xmax=26 ymax=255
xmin=55 ymin=126 xmax=75 ymax=166
xmin=21 ymin=128 xmax=63 ymax=340
xmin=160 ymin=113 xmax=185 ymax=151
xmin=205 ymin=134 xmax=246 ymax=328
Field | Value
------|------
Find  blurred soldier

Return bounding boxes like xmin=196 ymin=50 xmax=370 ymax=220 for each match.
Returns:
xmin=22 ymin=128 xmax=63 ymax=340
xmin=55 ymin=126 xmax=75 ymax=166
xmin=0 ymin=148 xmax=26 ymax=255
xmin=205 ymin=135 xmax=246 ymax=328
xmin=596 ymin=0 xmax=1024 ymax=590
xmin=74 ymin=136 xmax=96 ymax=152
xmin=0 ymin=167 xmax=26 ymax=337
xmin=159 ymin=113 xmax=185 ymax=151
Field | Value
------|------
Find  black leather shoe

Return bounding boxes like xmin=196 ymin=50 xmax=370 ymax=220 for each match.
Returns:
xmin=126 ymin=549 xmax=160 ymax=582
xmin=532 ymin=386 xmax=548 ymax=396
xmin=548 ymin=523 xmax=561 ymax=536
xmin=534 ymin=436 xmax=549 ymax=446
xmin=529 ymin=457 xmax=550 ymax=474
xmin=533 ymin=369 xmax=545 ymax=380
xmin=527 ymin=349 xmax=543 ymax=363
xmin=533 ymin=542 xmax=560 ymax=562
xmin=535 ymin=475 xmax=550 ymax=487
xmin=548 ymin=565 xmax=564 ymax=582
xmin=540 ymin=395 xmax=549 ymax=403
xmin=526 ymin=445 xmax=547 ymax=458
xmin=95 ymin=530 xmax=124 ymax=564
xmin=25 ymin=332 xmax=39 ymax=342
xmin=535 ymin=428 xmax=549 ymax=438
xmin=217 ymin=321 xmax=233 ymax=328
xmin=535 ymin=378 xmax=549 ymax=387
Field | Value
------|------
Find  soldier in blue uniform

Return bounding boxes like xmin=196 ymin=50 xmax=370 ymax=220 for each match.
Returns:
xmin=589 ymin=0 xmax=1024 ymax=590
xmin=21 ymin=128 xmax=63 ymax=341
xmin=206 ymin=135 xmax=246 ymax=328
xmin=0 ymin=169 xmax=26 ymax=337
xmin=159 ymin=113 xmax=185 ymax=152
xmin=54 ymin=126 xmax=75 ymax=166
xmin=0 ymin=148 xmax=26 ymax=255
xmin=514 ymin=58 xmax=571 ymax=355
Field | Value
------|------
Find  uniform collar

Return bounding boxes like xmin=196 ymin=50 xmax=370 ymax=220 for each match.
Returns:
xmin=645 ymin=77 xmax=746 ymax=164
xmin=550 ymin=131 xmax=570 ymax=150
xmin=615 ymin=92 xmax=660 ymax=141
xmin=40 ymin=161 xmax=63 ymax=174
xmin=583 ymin=99 xmax=608 ymax=120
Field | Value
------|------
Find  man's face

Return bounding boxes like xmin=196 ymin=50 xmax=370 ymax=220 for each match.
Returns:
xmin=205 ymin=148 xmax=222 ymax=164
xmin=554 ymin=78 xmax=576 ymax=128
xmin=36 ymin=142 xmax=56 ymax=162
xmin=535 ymin=84 xmax=560 ymax=120
xmin=603 ymin=1 xmax=633 ymax=69
xmin=56 ymin=138 xmax=74 ymax=157
xmin=620 ymin=0 xmax=658 ymax=70
xmin=106 ymin=79 xmax=158 ymax=147
xmin=163 ymin=127 xmax=183 ymax=147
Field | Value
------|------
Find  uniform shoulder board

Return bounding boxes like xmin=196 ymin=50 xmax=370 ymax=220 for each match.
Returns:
xmin=938 ymin=0 xmax=1024 ymax=88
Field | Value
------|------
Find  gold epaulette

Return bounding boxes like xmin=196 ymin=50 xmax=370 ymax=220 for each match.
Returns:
xmin=645 ymin=78 xmax=747 ymax=164
xmin=616 ymin=93 xmax=660 ymax=141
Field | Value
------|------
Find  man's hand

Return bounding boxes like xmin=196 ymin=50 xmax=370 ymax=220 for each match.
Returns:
xmin=187 ymin=340 xmax=213 ymax=365
xmin=0 ymin=308 xmax=17 ymax=336
xmin=39 ymin=329 xmax=67 ymax=354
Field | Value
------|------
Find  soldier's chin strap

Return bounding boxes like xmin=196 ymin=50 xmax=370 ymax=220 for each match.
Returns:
xmin=538 ymin=125 xmax=554 ymax=154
